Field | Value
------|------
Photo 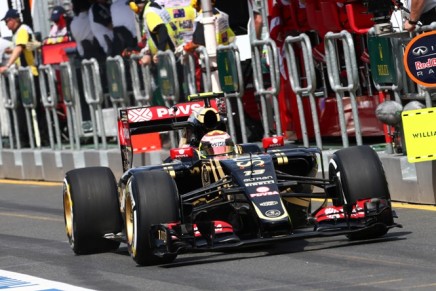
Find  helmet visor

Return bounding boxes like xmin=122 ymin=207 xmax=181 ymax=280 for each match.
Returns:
xmin=202 ymin=145 xmax=234 ymax=156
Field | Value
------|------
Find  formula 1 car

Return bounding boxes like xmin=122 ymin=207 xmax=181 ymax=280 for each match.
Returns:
xmin=63 ymin=92 xmax=401 ymax=265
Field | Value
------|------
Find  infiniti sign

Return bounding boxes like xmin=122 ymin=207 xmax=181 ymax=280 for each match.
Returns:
xmin=412 ymin=46 xmax=428 ymax=56
xmin=404 ymin=31 xmax=436 ymax=86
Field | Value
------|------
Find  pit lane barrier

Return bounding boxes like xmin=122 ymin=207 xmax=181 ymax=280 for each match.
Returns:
xmin=1 ymin=24 xmax=436 ymax=204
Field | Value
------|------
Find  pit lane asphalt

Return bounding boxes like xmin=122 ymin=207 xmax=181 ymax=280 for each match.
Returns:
xmin=1 ymin=180 xmax=436 ymax=291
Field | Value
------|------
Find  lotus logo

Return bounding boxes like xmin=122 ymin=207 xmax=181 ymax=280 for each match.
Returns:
xmin=265 ymin=209 xmax=281 ymax=218
xmin=412 ymin=46 xmax=428 ymax=56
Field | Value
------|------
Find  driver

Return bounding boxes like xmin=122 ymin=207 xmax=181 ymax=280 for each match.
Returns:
xmin=178 ymin=106 xmax=227 ymax=148
xmin=198 ymin=130 xmax=236 ymax=158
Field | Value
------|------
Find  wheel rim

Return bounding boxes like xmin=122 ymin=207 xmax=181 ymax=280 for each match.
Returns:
xmin=63 ymin=183 xmax=73 ymax=240
xmin=125 ymin=191 xmax=136 ymax=256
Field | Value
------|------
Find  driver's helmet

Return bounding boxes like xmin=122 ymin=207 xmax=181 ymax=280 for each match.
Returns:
xmin=199 ymin=130 xmax=235 ymax=157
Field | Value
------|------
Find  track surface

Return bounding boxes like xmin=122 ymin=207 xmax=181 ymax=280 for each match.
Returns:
xmin=1 ymin=181 xmax=436 ymax=290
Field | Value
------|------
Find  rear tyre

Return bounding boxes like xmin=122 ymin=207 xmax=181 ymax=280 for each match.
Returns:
xmin=63 ymin=167 xmax=122 ymax=254
xmin=329 ymin=146 xmax=393 ymax=240
xmin=125 ymin=171 xmax=180 ymax=265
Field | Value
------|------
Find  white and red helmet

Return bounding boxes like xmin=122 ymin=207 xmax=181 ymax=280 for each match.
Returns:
xmin=199 ymin=130 xmax=235 ymax=157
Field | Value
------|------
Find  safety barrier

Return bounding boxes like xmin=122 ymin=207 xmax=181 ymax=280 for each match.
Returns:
xmin=284 ymin=33 xmax=322 ymax=149
xmin=17 ymin=67 xmax=40 ymax=149
xmin=39 ymin=64 xmax=62 ymax=150
xmin=182 ymin=51 xmax=198 ymax=95
xmin=81 ymin=58 xmax=108 ymax=149
xmin=156 ymin=50 xmax=180 ymax=105
xmin=217 ymin=43 xmax=247 ymax=143
xmin=251 ymin=38 xmax=281 ymax=137
xmin=324 ymin=30 xmax=363 ymax=147
xmin=129 ymin=54 xmax=153 ymax=106
xmin=195 ymin=46 xmax=212 ymax=92
xmin=1 ymin=69 xmax=19 ymax=149
xmin=59 ymin=61 xmax=81 ymax=150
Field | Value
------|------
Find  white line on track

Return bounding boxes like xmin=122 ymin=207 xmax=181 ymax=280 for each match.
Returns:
xmin=0 ymin=269 xmax=94 ymax=290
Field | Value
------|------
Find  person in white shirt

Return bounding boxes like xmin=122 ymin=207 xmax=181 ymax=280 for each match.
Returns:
xmin=71 ymin=0 xmax=104 ymax=59
xmin=88 ymin=0 xmax=113 ymax=56
xmin=110 ymin=0 xmax=138 ymax=55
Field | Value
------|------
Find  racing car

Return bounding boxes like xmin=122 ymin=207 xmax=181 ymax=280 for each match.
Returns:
xmin=63 ymin=92 xmax=401 ymax=265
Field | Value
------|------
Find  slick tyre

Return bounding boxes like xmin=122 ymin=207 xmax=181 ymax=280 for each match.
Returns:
xmin=329 ymin=145 xmax=393 ymax=240
xmin=125 ymin=171 xmax=180 ymax=266
xmin=63 ymin=167 xmax=122 ymax=254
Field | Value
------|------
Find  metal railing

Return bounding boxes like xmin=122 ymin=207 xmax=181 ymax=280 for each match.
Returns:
xmin=251 ymin=37 xmax=282 ymax=137
xmin=81 ymin=58 xmax=107 ymax=149
xmin=324 ymin=30 xmax=363 ymax=147
xmin=217 ymin=43 xmax=247 ymax=143
xmin=284 ymin=33 xmax=322 ymax=149
xmin=39 ymin=64 xmax=62 ymax=149
xmin=1 ymin=68 xmax=20 ymax=149
xmin=18 ymin=67 xmax=39 ymax=149
xmin=59 ymin=61 xmax=81 ymax=150
xmin=129 ymin=54 xmax=153 ymax=106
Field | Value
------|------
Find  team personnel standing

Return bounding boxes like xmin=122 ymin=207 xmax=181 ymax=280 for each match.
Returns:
xmin=48 ymin=6 xmax=69 ymax=38
xmin=110 ymin=0 xmax=139 ymax=56
xmin=404 ymin=0 xmax=436 ymax=31
xmin=88 ymin=0 xmax=113 ymax=56
xmin=189 ymin=0 xmax=235 ymax=48
xmin=71 ymin=0 xmax=103 ymax=59
xmin=0 ymin=9 xmax=48 ymax=147
xmin=184 ymin=0 xmax=235 ymax=93
xmin=142 ymin=0 xmax=178 ymax=63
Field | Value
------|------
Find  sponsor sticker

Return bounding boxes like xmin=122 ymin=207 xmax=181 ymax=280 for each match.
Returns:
xmin=250 ymin=191 xmax=279 ymax=198
xmin=259 ymin=201 xmax=279 ymax=207
xmin=265 ymin=209 xmax=281 ymax=218
xmin=403 ymin=31 xmax=436 ymax=87
xmin=256 ymin=186 xmax=270 ymax=193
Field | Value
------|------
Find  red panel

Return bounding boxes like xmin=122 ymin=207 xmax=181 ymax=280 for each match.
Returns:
xmin=41 ymin=41 xmax=77 ymax=65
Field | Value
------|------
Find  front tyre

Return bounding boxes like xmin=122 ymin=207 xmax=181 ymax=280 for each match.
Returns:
xmin=329 ymin=146 xmax=393 ymax=240
xmin=63 ymin=167 xmax=122 ymax=254
xmin=125 ymin=171 xmax=180 ymax=265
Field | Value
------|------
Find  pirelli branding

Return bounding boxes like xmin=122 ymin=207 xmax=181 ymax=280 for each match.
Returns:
xmin=243 ymin=175 xmax=274 ymax=187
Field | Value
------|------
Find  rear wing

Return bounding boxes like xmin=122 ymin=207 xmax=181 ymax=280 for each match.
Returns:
xmin=118 ymin=92 xmax=223 ymax=171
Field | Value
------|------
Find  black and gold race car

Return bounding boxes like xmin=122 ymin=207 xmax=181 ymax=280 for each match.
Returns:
xmin=63 ymin=93 xmax=401 ymax=266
